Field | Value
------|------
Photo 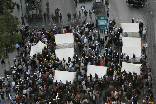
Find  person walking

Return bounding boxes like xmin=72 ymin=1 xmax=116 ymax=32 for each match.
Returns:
xmin=89 ymin=10 xmax=92 ymax=20
xmin=59 ymin=13 xmax=62 ymax=22
xmin=79 ymin=11 xmax=81 ymax=19
xmin=1 ymin=59 xmax=5 ymax=68
xmin=84 ymin=10 xmax=88 ymax=19
xmin=73 ymin=13 xmax=76 ymax=20
xmin=16 ymin=2 xmax=20 ymax=11
xmin=67 ymin=13 xmax=71 ymax=22
xmin=21 ymin=16 xmax=25 ymax=25
xmin=43 ymin=12 xmax=46 ymax=22
xmin=0 ymin=90 xmax=4 ymax=101
xmin=143 ymin=28 xmax=147 ymax=40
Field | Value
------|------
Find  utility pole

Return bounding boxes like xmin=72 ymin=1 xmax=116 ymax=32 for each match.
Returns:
xmin=20 ymin=0 xmax=23 ymax=16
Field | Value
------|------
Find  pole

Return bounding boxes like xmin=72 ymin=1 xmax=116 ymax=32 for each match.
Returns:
xmin=20 ymin=0 xmax=23 ymax=16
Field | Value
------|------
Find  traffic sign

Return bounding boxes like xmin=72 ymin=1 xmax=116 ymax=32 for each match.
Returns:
xmin=98 ymin=15 xmax=107 ymax=20
xmin=98 ymin=15 xmax=107 ymax=30
xmin=80 ymin=6 xmax=85 ymax=10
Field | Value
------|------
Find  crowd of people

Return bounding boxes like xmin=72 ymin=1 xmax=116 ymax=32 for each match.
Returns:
xmin=0 ymin=16 xmax=154 ymax=104
xmin=0 ymin=0 xmax=154 ymax=104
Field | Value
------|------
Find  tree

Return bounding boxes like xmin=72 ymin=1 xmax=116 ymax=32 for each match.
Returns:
xmin=0 ymin=0 xmax=16 ymax=14
xmin=0 ymin=8 xmax=22 ymax=73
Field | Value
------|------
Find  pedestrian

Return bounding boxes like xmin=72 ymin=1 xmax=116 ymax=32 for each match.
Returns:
xmin=18 ymin=64 xmax=23 ymax=74
xmin=79 ymin=11 xmax=81 ymax=19
xmin=21 ymin=16 xmax=25 ymax=25
xmin=43 ymin=12 xmax=46 ymax=22
xmin=0 ymin=90 xmax=4 ymax=100
xmin=67 ymin=13 xmax=71 ymax=22
xmin=59 ymin=13 xmax=62 ymax=22
xmin=89 ymin=10 xmax=92 ymax=20
xmin=46 ymin=13 xmax=50 ymax=22
xmin=4 ymin=68 xmax=6 ymax=78
xmin=16 ymin=3 xmax=20 ymax=11
xmin=84 ymin=10 xmax=88 ymax=19
xmin=51 ymin=13 xmax=54 ymax=21
xmin=132 ymin=18 xmax=134 ymax=23
xmin=73 ymin=13 xmax=76 ymax=19
xmin=143 ymin=28 xmax=147 ymax=40
xmin=124 ymin=32 xmax=128 ymax=37
xmin=24 ymin=13 xmax=28 ymax=21
xmin=1 ymin=59 xmax=5 ymax=68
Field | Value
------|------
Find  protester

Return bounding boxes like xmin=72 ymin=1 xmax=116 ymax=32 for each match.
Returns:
xmin=0 ymin=4 xmax=153 ymax=104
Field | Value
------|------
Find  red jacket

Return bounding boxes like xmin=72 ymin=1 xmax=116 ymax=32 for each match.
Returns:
xmin=100 ymin=62 xmax=104 ymax=66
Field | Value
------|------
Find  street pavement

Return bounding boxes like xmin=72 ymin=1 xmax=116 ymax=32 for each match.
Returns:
xmin=1 ymin=0 xmax=151 ymax=103
xmin=148 ymin=0 xmax=156 ymax=41
xmin=28 ymin=0 xmax=78 ymax=30
xmin=109 ymin=0 xmax=155 ymax=103
xmin=12 ymin=0 xmax=27 ymax=28
xmin=144 ymin=0 xmax=156 ymax=103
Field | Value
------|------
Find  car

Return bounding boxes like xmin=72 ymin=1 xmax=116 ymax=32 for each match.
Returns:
xmin=126 ymin=0 xmax=145 ymax=8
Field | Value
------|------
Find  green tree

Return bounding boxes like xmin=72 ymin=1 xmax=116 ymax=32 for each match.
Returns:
xmin=0 ymin=0 xmax=16 ymax=14
xmin=0 ymin=8 xmax=22 ymax=73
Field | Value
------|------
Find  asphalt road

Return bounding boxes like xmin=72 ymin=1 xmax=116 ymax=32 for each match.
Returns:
xmin=145 ymin=0 xmax=156 ymax=103
xmin=109 ymin=0 xmax=152 ymax=103
xmin=110 ymin=0 xmax=144 ymax=24
xmin=148 ymin=0 xmax=156 ymax=41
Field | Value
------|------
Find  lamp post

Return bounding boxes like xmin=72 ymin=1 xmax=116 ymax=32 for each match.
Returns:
xmin=20 ymin=0 xmax=23 ymax=16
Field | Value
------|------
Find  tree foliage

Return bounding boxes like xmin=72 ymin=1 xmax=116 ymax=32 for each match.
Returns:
xmin=0 ymin=0 xmax=16 ymax=14
xmin=0 ymin=8 xmax=22 ymax=58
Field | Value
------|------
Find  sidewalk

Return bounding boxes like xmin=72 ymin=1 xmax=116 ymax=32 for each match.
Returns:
xmin=12 ymin=0 xmax=27 ymax=29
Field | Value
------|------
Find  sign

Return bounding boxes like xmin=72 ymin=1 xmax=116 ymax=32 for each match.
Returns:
xmin=98 ymin=15 xmax=107 ymax=20
xmin=80 ymin=6 xmax=85 ymax=10
xmin=96 ymin=0 xmax=101 ymax=2
xmin=98 ymin=20 xmax=107 ymax=25
xmin=98 ymin=15 xmax=107 ymax=30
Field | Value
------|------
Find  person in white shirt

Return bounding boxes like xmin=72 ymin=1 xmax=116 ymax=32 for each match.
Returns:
xmin=84 ymin=37 xmax=88 ymax=44
xmin=143 ymin=28 xmax=147 ymax=40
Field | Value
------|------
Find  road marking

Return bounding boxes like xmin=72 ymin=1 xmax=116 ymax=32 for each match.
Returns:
xmin=110 ymin=2 xmax=120 ymax=27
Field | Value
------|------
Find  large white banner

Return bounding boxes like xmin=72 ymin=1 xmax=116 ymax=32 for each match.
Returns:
xmin=87 ymin=65 xmax=107 ymax=78
xmin=121 ymin=62 xmax=141 ymax=75
xmin=122 ymin=37 xmax=141 ymax=58
xmin=54 ymin=70 xmax=76 ymax=84
xmin=55 ymin=33 xmax=74 ymax=49
xmin=122 ymin=37 xmax=141 ymax=47
xmin=55 ymin=48 xmax=74 ymax=62
xmin=30 ymin=41 xmax=47 ymax=57
xmin=121 ymin=23 xmax=140 ymax=37
xmin=121 ymin=23 xmax=139 ymax=33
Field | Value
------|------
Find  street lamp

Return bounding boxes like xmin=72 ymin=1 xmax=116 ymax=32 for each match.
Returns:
xmin=20 ymin=0 xmax=23 ymax=16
